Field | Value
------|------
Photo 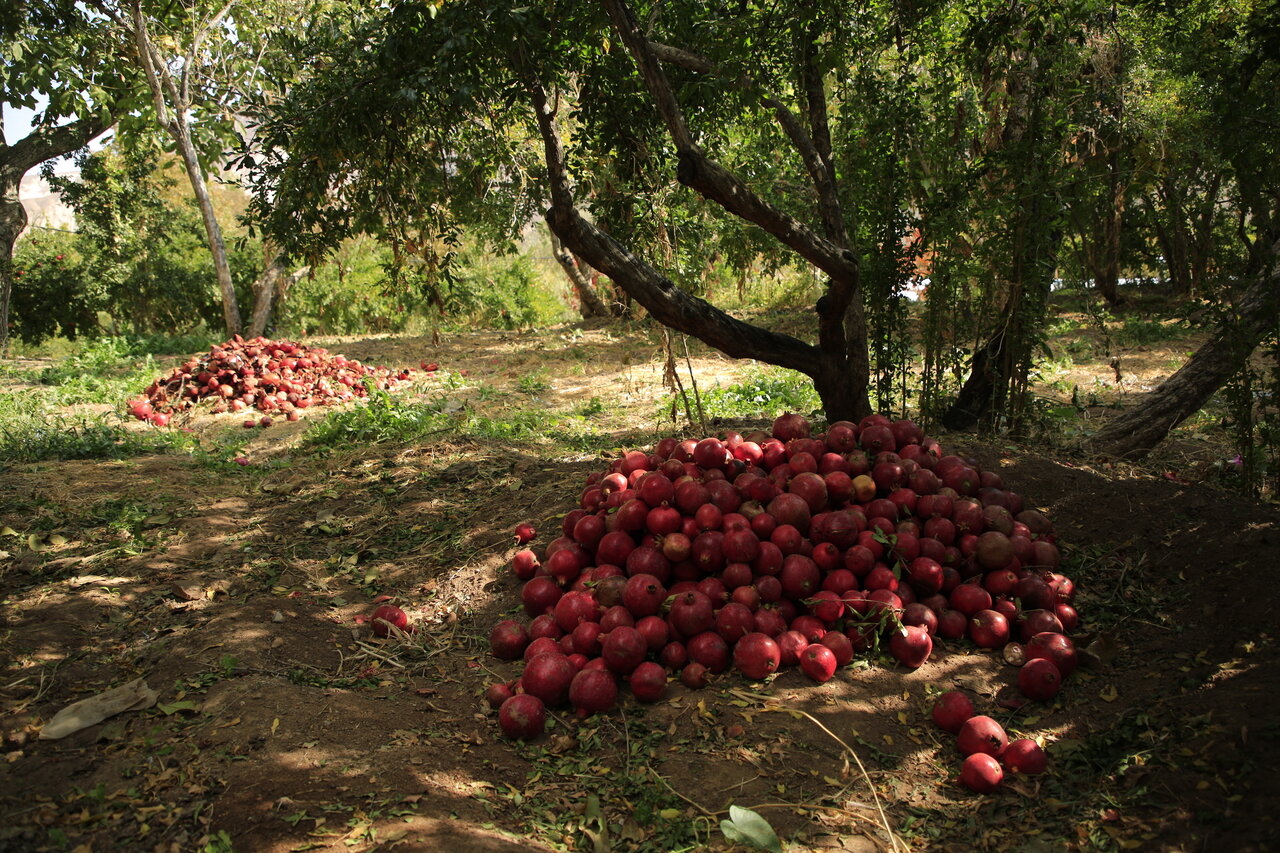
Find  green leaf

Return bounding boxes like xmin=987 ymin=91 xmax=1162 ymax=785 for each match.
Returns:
xmin=720 ymin=805 xmax=782 ymax=853
xmin=156 ymin=700 xmax=199 ymax=715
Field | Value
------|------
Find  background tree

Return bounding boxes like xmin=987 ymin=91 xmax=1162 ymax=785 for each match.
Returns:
xmin=85 ymin=0 xmax=318 ymax=337
xmin=1088 ymin=0 xmax=1279 ymax=457
xmin=0 ymin=0 xmax=143 ymax=354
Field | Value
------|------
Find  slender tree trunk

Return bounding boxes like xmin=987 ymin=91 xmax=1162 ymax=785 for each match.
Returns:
xmin=548 ymin=226 xmax=609 ymax=319
xmin=1097 ymin=149 xmax=1125 ymax=305
xmin=130 ymin=0 xmax=241 ymax=337
xmin=174 ymin=126 xmax=241 ymax=336
xmin=1088 ymin=252 xmax=1279 ymax=458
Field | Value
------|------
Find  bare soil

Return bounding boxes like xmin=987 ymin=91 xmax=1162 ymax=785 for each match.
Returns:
xmin=1 ymin=318 xmax=1276 ymax=852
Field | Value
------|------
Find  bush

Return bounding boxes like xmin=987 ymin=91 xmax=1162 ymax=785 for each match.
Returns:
xmin=9 ymin=229 xmax=103 ymax=344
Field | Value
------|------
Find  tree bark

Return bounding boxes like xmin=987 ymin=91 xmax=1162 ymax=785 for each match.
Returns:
xmin=0 ymin=112 xmax=112 ymax=355
xmin=1087 ymin=255 xmax=1279 ymax=458
xmin=548 ymin=226 xmax=609 ymax=319
xmin=130 ymin=0 xmax=242 ymax=337
xmin=246 ymin=252 xmax=287 ymax=338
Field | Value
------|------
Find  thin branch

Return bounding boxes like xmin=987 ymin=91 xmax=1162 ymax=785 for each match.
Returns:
xmin=183 ymin=0 xmax=236 ymax=107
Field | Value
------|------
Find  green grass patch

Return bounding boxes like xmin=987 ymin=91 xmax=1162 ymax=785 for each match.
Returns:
xmin=303 ymin=385 xmax=616 ymax=452
xmin=0 ymin=391 xmax=190 ymax=462
xmin=1113 ymin=316 xmax=1189 ymax=347
xmin=686 ymin=366 xmax=822 ymax=422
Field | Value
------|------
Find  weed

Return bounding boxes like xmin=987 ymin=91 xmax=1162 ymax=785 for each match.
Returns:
xmin=517 ymin=370 xmax=551 ymax=395
xmin=1114 ymin=316 xmax=1188 ymax=347
xmin=681 ymin=367 xmax=822 ymax=422
xmin=0 ymin=392 xmax=189 ymax=462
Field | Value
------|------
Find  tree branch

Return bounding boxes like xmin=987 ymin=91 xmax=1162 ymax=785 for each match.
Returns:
xmin=517 ymin=61 xmax=820 ymax=373
xmin=3 ymin=114 xmax=113 ymax=177
xmin=599 ymin=0 xmax=859 ymax=285
xmin=183 ymin=0 xmax=236 ymax=108
xmin=131 ymin=0 xmax=179 ymax=133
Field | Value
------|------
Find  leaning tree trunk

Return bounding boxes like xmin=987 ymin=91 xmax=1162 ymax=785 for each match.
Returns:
xmin=131 ymin=0 xmax=242 ymax=337
xmin=548 ymin=226 xmax=609 ymax=319
xmin=1088 ymin=259 xmax=1279 ymax=458
xmin=0 ymin=113 xmax=111 ymax=355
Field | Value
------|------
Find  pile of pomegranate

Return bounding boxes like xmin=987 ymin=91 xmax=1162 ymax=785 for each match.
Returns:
xmin=126 ymin=335 xmax=413 ymax=427
xmin=376 ymin=412 xmax=1080 ymax=790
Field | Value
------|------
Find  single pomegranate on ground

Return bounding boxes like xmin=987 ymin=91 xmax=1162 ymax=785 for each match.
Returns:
xmin=932 ymin=691 xmax=975 ymax=733
xmin=957 ymin=715 xmax=1009 ymax=758
xmin=1002 ymin=738 xmax=1047 ymax=774
xmin=960 ymin=753 xmax=1004 ymax=793
xmin=498 ymin=694 xmax=546 ymax=740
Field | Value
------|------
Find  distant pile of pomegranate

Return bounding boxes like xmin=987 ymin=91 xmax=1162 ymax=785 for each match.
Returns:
xmin=127 ymin=335 xmax=413 ymax=427
xmin=377 ymin=412 xmax=1079 ymax=791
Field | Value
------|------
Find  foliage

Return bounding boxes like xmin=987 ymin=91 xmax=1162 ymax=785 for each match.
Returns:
xmin=277 ymin=236 xmax=570 ymax=336
xmin=8 ymin=230 xmax=102 ymax=345
xmin=29 ymin=146 xmax=266 ymax=338
xmin=689 ymin=368 xmax=822 ymax=423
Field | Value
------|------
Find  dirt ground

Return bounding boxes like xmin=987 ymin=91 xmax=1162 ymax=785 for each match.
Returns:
xmin=1 ymin=320 xmax=1277 ymax=852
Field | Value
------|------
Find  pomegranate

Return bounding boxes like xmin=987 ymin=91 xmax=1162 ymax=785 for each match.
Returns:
xmin=1018 ymin=657 xmax=1062 ymax=701
xmin=489 ymin=619 xmax=530 ymax=660
xmin=659 ymin=641 xmax=688 ymax=669
xmin=569 ymin=668 xmax=618 ymax=717
xmin=485 ymin=682 xmax=515 ymax=710
xmin=370 ymin=604 xmax=409 ymax=638
xmin=680 ymin=661 xmax=710 ymax=688
xmin=734 ymin=632 xmax=782 ymax=680
xmin=777 ymin=630 xmax=810 ymax=666
xmin=498 ymin=694 xmax=546 ymax=740
xmin=522 ymin=577 xmax=563 ymax=616
xmin=715 ymin=602 xmax=756 ymax=644
xmin=799 ymin=643 xmax=838 ymax=682
xmin=931 ymin=691 xmax=975 ymax=733
xmin=514 ymin=522 xmax=537 ymax=544
xmin=1025 ymin=631 xmax=1078 ymax=676
xmin=1002 ymin=738 xmax=1047 ymax=774
xmin=957 ymin=716 xmax=1008 ymax=758
xmin=669 ymin=591 xmax=715 ymax=637
xmin=960 ymin=753 xmax=1003 ymax=793
xmin=819 ymin=631 xmax=854 ymax=667
xmin=968 ymin=610 xmax=1011 ymax=649
xmin=601 ymin=626 xmax=648 ymax=675
xmin=522 ymin=652 xmax=576 ymax=707
xmin=622 ymin=574 xmax=667 ymax=617
xmin=889 ymin=625 xmax=932 ymax=668
xmin=629 ymin=661 xmax=668 ymax=703
xmin=687 ymin=631 xmax=731 ymax=673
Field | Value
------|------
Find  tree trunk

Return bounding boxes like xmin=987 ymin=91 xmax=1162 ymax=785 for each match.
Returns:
xmin=0 ymin=112 xmax=112 ymax=355
xmin=1088 ymin=257 xmax=1279 ymax=458
xmin=0 ymin=191 xmax=24 ymax=357
xmin=130 ymin=0 xmax=241 ymax=337
xmin=247 ymin=252 xmax=288 ymax=338
xmin=176 ymin=127 xmax=241 ymax=336
xmin=1097 ymin=149 xmax=1125 ymax=305
xmin=548 ymin=226 xmax=609 ymax=319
